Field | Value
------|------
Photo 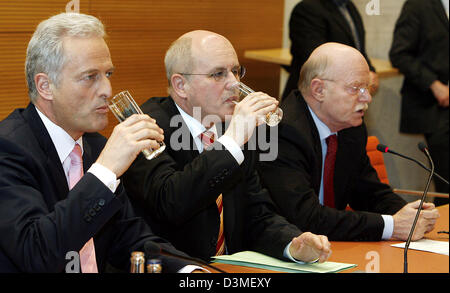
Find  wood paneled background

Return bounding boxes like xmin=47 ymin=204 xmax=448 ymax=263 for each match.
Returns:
xmin=0 ymin=0 xmax=283 ymax=137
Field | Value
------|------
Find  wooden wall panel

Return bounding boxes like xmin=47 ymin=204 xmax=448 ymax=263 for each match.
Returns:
xmin=0 ymin=0 xmax=283 ymax=137
xmin=0 ymin=0 xmax=91 ymax=32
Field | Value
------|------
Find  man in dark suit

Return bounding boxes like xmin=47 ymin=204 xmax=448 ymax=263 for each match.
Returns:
xmin=123 ymin=30 xmax=331 ymax=263
xmin=282 ymin=0 xmax=378 ymax=100
xmin=258 ymin=43 xmax=439 ymax=241
xmin=0 ymin=13 xmax=197 ymax=273
xmin=389 ymin=0 xmax=449 ymax=205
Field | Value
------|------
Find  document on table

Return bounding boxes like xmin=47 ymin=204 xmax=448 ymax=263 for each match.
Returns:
xmin=391 ymin=239 xmax=449 ymax=256
xmin=212 ymin=251 xmax=356 ymax=273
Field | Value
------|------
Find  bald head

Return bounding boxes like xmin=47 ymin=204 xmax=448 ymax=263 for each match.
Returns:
xmin=298 ymin=42 xmax=369 ymax=95
xmin=164 ymin=30 xmax=236 ymax=89
xmin=298 ymin=42 xmax=372 ymax=132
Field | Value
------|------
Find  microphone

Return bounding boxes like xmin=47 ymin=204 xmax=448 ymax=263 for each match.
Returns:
xmin=403 ymin=142 xmax=435 ymax=273
xmin=144 ymin=241 xmax=228 ymax=273
xmin=376 ymin=144 xmax=448 ymax=185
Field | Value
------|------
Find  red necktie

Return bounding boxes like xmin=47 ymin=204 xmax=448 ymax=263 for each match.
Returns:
xmin=199 ymin=131 xmax=225 ymax=255
xmin=323 ymin=134 xmax=338 ymax=208
xmin=200 ymin=130 xmax=215 ymax=150
xmin=68 ymin=144 xmax=98 ymax=273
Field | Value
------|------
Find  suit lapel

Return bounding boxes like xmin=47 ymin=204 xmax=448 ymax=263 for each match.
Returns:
xmin=163 ymin=97 xmax=200 ymax=163
xmin=283 ymin=92 xmax=323 ymax=194
xmin=432 ymin=0 xmax=449 ymax=30
xmin=323 ymin=0 xmax=357 ymax=45
xmin=81 ymin=136 xmax=95 ymax=175
xmin=333 ymin=129 xmax=358 ymax=208
xmin=23 ymin=104 xmax=69 ymax=200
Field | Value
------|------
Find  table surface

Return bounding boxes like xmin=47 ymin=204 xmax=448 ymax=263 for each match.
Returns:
xmin=211 ymin=204 xmax=448 ymax=273
xmin=244 ymin=48 xmax=400 ymax=78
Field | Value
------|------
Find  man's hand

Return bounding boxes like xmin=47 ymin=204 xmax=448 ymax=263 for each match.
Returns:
xmin=96 ymin=114 xmax=164 ymax=177
xmin=289 ymin=232 xmax=332 ymax=263
xmin=224 ymin=92 xmax=278 ymax=146
xmin=392 ymin=200 xmax=440 ymax=241
xmin=430 ymin=80 xmax=449 ymax=107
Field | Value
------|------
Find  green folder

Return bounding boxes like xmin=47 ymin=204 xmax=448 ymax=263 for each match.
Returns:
xmin=212 ymin=251 xmax=356 ymax=273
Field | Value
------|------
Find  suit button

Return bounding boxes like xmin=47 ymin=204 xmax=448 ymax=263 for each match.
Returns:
xmin=84 ymin=214 xmax=92 ymax=223
xmin=88 ymin=208 xmax=96 ymax=217
xmin=98 ymin=199 xmax=106 ymax=206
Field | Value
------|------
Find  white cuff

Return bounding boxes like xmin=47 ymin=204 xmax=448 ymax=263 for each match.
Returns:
xmin=177 ymin=265 xmax=210 ymax=273
xmin=217 ymin=135 xmax=244 ymax=165
xmin=381 ymin=215 xmax=394 ymax=240
xmin=87 ymin=163 xmax=120 ymax=193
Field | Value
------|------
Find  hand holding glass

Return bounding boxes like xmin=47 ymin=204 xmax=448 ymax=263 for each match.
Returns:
xmin=231 ymin=82 xmax=283 ymax=127
xmin=107 ymin=90 xmax=165 ymax=160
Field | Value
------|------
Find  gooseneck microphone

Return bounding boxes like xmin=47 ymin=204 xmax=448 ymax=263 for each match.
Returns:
xmin=144 ymin=241 xmax=228 ymax=273
xmin=376 ymin=144 xmax=448 ymax=185
xmin=402 ymin=143 xmax=435 ymax=273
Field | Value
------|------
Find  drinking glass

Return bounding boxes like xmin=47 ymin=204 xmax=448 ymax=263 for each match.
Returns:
xmin=107 ymin=90 xmax=166 ymax=160
xmin=231 ymin=82 xmax=283 ymax=127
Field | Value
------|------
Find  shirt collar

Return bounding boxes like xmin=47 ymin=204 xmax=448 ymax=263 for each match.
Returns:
xmin=174 ymin=103 xmax=218 ymax=138
xmin=333 ymin=0 xmax=350 ymax=7
xmin=35 ymin=106 xmax=83 ymax=164
xmin=307 ymin=105 xmax=336 ymax=141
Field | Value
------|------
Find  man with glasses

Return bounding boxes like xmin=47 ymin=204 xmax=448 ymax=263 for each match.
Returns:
xmin=123 ymin=30 xmax=331 ymax=263
xmin=258 ymin=43 xmax=439 ymax=242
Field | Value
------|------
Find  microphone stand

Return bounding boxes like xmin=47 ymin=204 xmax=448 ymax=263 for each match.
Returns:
xmin=403 ymin=146 xmax=434 ymax=273
xmin=377 ymin=144 xmax=448 ymax=185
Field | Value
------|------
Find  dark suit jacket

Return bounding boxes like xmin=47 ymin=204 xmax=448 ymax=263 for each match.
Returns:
xmin=0 ymin=103 xmax=192 ymax=273
xmin=282 ymin=0 xmax=375 ymax=99
xmin=122 ymin=96 xmax=301 ymax=261
xmin=389 ymin=0 xmax=449 ymax=134
xmin=258 ymin=91 xmax=406 ymax=241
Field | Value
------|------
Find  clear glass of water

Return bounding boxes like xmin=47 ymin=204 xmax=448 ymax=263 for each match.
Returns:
xmin=107 ymin=90 xmax=166 ymax=160
xmin=231 ymin=82 xmax=283 ymax=127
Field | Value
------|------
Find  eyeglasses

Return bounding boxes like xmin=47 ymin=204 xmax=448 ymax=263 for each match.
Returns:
xmin=179 ymin=65 xmax=246 ymax=82
xmin=321 ymin=78 xmax=370 ymax=97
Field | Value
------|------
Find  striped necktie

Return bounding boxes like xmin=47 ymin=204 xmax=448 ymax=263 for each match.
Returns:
xmin=200 ymin=131 xmax=225 ymax=255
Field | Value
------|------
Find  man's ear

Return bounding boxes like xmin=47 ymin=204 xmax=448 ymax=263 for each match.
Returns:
xmin=171 ymin=74 xmax=189 ymax=99
xmin=35 ymin=73 xmax=54 ymax=101
xmin=310 ymin=78 xmax=325 ymax=102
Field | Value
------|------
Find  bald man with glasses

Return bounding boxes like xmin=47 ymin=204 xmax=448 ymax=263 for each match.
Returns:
xmin=258 ymin=43 xmax=439 ymax=242
xmin=123 ymin=30 xmax=331 ymax=264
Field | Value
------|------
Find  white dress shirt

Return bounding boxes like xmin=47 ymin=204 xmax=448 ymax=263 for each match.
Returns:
xmin=35 ymin=107 xmax=119 ymax=192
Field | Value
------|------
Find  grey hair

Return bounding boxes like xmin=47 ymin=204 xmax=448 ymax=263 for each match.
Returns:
xmin=25 ymin=12 xmax=105 ymax=102
xmin=164 ymin=36 xmax=194 ymax=91
xmin=298 ymin=54 xmax=331 ymax=96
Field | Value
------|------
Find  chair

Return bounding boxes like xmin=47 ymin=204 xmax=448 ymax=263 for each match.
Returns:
xmin=366 ymin=136 xmax=390 ymax=185
xmin=366 ymin=136 xmax=448 ymax=199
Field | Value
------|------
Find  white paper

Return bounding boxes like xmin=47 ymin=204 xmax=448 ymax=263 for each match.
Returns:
xmin=391 ymin=239 xmax=449 ymax=256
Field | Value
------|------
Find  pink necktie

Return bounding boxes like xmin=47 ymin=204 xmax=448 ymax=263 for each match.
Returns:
xmin=68 ymin=144 xmax=98 ymax=273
